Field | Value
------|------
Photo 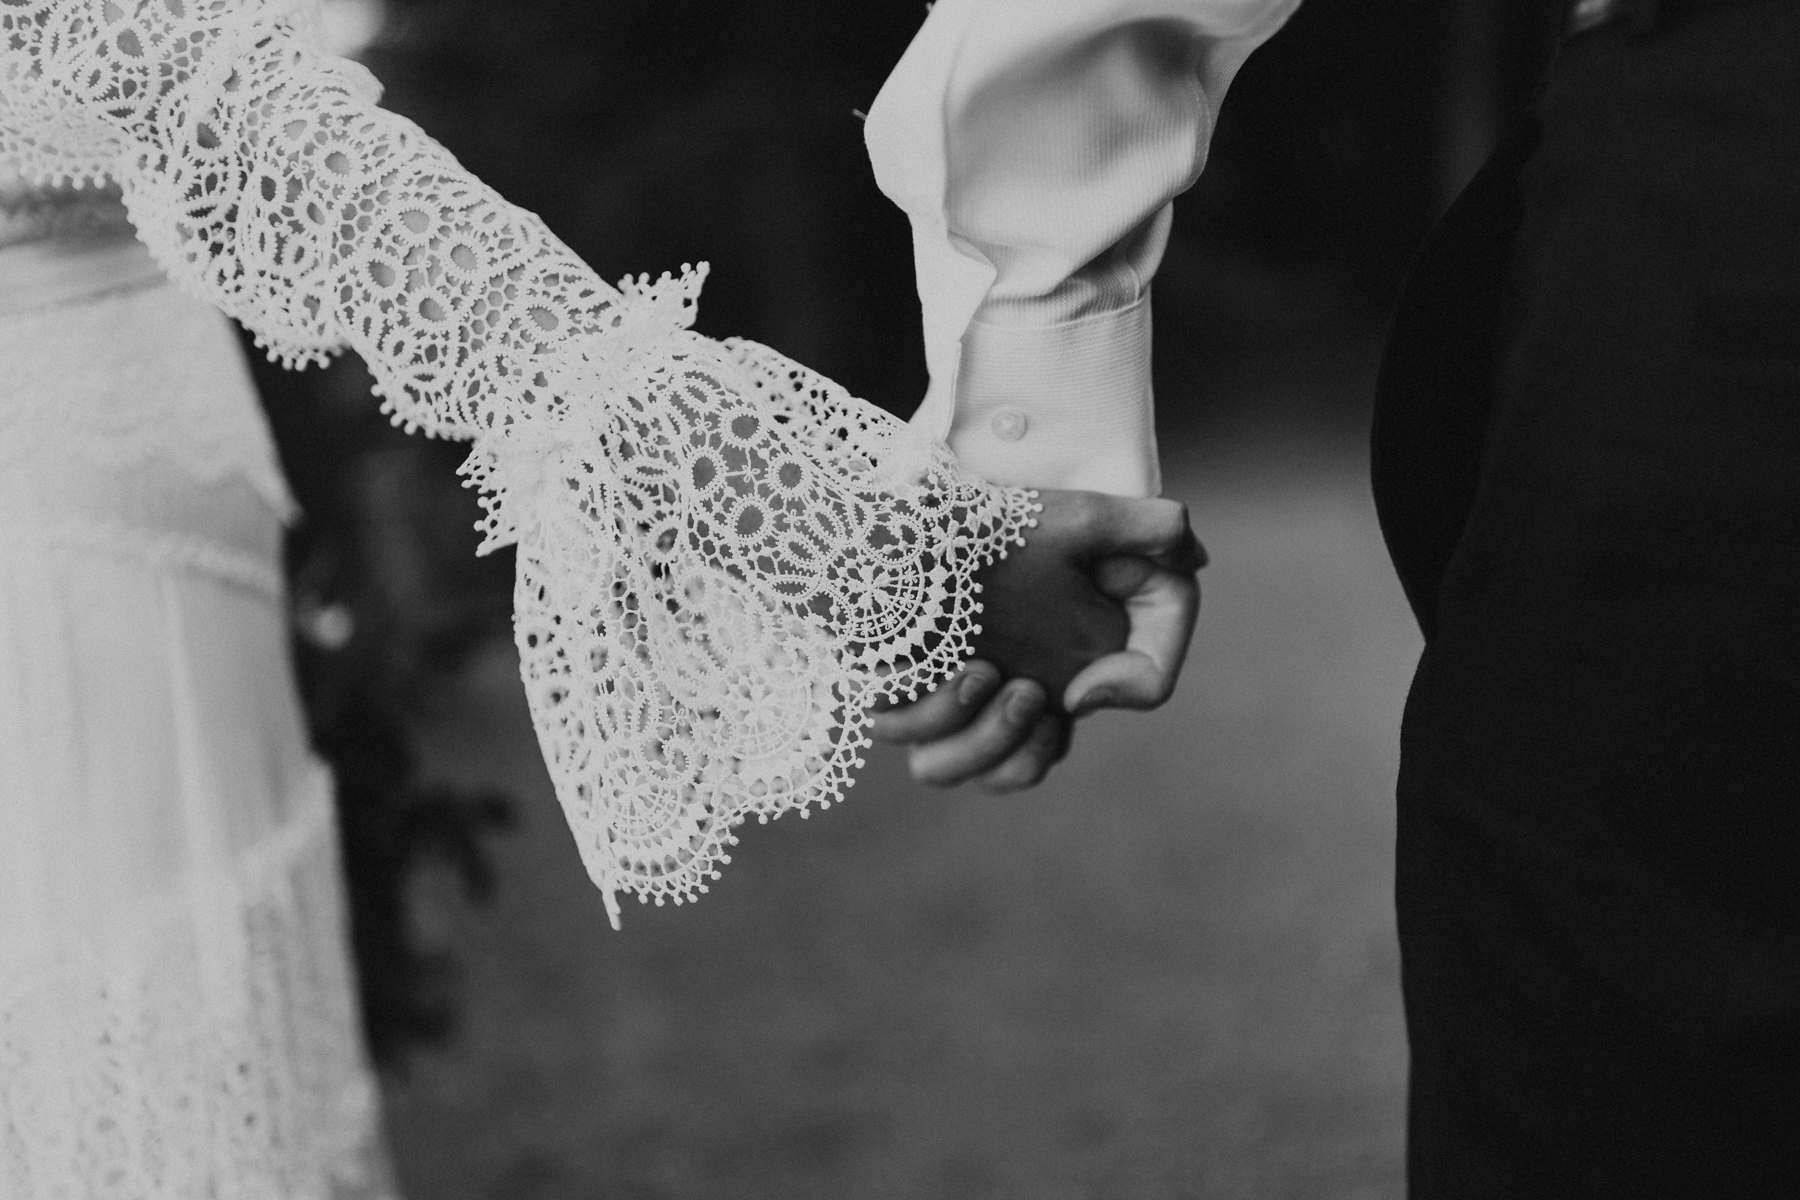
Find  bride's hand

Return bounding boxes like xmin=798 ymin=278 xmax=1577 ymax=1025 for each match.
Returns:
xmin=868 ymin=490 xmax=1203 ymax=791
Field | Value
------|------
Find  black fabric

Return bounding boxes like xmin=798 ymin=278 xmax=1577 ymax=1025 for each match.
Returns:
xmin=1373 ymin=3 xmax=1800 ymax=1195
xmin=1562 ymin=0 xmax=1789 ymax=39
xmin=1371 ymin=120 xmax=1535 ymax=639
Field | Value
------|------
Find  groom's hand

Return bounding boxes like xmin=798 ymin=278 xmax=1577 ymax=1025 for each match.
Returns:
xmin=869 ymin=490 xmax=1203 ymax=791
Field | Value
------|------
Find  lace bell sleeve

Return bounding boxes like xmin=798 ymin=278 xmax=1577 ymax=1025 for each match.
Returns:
xmin=0 ymin=0 xmax=1040 ymax=927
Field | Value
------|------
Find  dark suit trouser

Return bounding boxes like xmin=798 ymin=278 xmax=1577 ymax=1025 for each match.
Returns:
xmin=1373 ymin=5 xmax=1800 ymax=1195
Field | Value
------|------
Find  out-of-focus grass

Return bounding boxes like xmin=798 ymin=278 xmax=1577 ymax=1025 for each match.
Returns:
xmin=382 ymin=427 xmax=1421 ymax=1200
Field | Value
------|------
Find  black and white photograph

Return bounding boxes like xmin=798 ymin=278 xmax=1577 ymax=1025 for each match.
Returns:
xmin=3 ymin=0 xmax=1796 ymax=1196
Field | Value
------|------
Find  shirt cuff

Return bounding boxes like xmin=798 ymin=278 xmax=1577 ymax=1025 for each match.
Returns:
xmin=947 ymin=295 xmax=1160 ymax=497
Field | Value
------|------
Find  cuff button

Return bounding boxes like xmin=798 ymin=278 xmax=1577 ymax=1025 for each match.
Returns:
xmin=990 ymin=408 xmax=1028 ymax=442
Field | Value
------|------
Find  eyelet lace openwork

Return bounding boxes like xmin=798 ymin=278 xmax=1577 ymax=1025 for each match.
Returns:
xmin=0 ymin=0 xmax=1040 ymax=924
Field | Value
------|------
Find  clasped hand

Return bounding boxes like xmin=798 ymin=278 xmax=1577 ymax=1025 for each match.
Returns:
xmin=869 ymin=489 xmax=1204 ymax=792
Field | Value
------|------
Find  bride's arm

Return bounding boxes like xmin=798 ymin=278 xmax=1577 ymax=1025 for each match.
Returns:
xmin=0 ymin=0 xmax=1040 ymax=926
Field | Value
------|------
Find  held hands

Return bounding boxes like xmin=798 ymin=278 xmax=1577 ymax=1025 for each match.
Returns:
xmin=869 ymin=490 xmax=1204 ymax=792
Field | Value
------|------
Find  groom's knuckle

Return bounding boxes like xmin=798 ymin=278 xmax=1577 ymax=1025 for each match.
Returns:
xmin=983 ymin=724 xmax=1054 ymax=791
xmin=1153 ymin=498 xmax=1186 ymax=539
xmin=984 ymin=763 xmax=1035 ymax=792
xmin=909 ymin=750 xmax=951 ymax=786
xmin=1125 ymin=678 xmax=1173 ymax=711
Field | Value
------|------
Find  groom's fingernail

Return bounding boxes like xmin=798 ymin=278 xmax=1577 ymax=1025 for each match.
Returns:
xmin=958 ymin=669 xmax=997 ymax=706
xmin=1072 ymin=688 xmax=1115 ymax=715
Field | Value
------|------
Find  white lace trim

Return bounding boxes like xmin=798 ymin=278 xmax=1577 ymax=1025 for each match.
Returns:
xmin=0 ymin=173 xmax=134 ymax=248
xmin=500 ymin=332 xmax=1036 ymax=925
xmin=1 ymin=0 xmax=1040 ymax=924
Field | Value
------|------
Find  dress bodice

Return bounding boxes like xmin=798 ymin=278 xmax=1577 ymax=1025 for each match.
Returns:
xmin=0 ymin=193 xmax=300 ymax=533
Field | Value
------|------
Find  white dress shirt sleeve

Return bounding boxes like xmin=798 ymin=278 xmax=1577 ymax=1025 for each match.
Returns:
xmin=865 ymin=0 xmax=1301 ymax=496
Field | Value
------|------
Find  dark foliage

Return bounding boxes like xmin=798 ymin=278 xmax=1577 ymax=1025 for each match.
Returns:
xmin=250 ymin=345 xmax=516 ymax=1071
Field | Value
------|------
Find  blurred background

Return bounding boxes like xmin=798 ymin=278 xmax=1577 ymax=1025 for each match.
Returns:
xmin=258 ymin=2 xmax=1563 ymax=1196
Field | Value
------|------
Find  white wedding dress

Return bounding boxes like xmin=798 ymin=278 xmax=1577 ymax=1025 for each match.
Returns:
xmin=1 ymin=195 xmax=398 ymax=1197
xmin=0 ymin=1 xmax=1036 ymax=1193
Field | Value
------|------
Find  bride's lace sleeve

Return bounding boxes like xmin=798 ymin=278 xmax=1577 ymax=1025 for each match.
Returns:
xmin=0 ymin=0 xmax=1040 ymax=926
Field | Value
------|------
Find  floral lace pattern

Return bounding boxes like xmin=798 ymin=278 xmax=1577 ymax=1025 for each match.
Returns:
xmin=0 ymin=0 xmax=1039 ymax=923
xmin=490 ymin=302 xmax=1031 ymax=922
